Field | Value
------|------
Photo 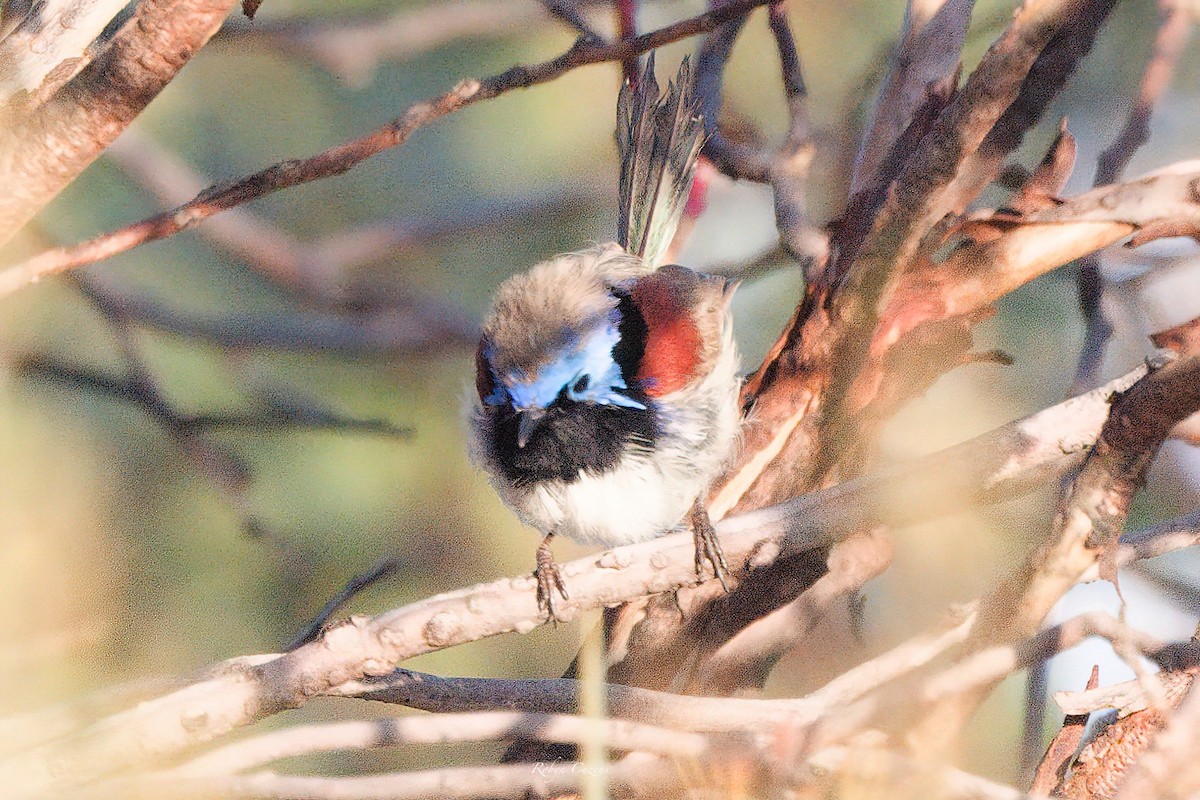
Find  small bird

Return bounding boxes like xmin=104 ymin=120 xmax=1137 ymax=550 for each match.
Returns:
xmin=471 ymin=56 xmax=741 ymax=618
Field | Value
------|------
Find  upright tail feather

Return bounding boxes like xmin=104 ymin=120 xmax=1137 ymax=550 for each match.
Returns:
xmin=616 ymin=54 xmax=704 ymax=269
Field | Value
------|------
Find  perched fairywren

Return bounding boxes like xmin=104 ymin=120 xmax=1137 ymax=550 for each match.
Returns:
xmin=471 ymin=56 xmax=741 ymax=617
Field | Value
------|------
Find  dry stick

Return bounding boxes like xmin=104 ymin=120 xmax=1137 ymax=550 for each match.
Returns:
xmin=1029 ymin=664 xmax=1100 ymax=797
xmin=886 ymin=164 xmax=1200 ymax=340
xmin=287 ymin=556 xmax=406 ymax=650
xmin=104 ymin=129 xmax=595 ymax=308
xmin=1068 ymin=1 xmax=1192 ymax=397
xmin=214 ymin=0 xmax=599 ymax=86
xmin=0 ymin=367 xmax=1148 ymax=795
xmin=693 ymin=4 xmax=770 ymax=182
xmin=911 ymin=355 xmax=1200 ymax=750
xmin=170 ymin=712 xmax=709 ymax=776
xmin=0 ymin=0 xmax=775 ymax=300
xmin=101 ymin=757 xmax=680 ymax=800
xmin=0 ymin=0 xmax=240 ymax=247
xmin=767 ymin=0 xmax=828 ymax=266
xmin=848 ymin=0 xmax=974 ymax=198
xmin=943 ymin=0 xmax=1117 ymax=218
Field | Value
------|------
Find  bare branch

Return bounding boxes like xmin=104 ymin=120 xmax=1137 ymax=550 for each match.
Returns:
xmin=767 ymin=1 xmax=828 ymax=265
xmin=0 ymin=0 xmax=776 ymax=299
xmin=172 ymin=712 xmax=708 ymax=775
xmin=0 ymin=0 xmax=239 ymax=247
xmin=0 ymin=0 xmax=129 ymax=105
xmin=849 ymin=0 xmax=973 ymax=197
xmin=287 ymin=557 xmax=406 ymax=651
xmin=694 ymin=9 xmax=769 ymax=182
xmin=882 ymin=163 xmax=1200 ymax=351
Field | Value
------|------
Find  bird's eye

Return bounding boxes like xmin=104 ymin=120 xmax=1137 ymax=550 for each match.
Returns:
xmin=572 ymin=375 xmax=590 ymax=393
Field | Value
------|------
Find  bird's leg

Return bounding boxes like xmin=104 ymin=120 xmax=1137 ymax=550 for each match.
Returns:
xmin=534 ymin=531 xmax=569 ymax=620
xmin=690 ymin=498 xmax=730 ymax=591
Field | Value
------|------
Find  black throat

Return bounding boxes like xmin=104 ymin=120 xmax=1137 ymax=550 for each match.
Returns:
xmin=488 ymin=293 xmax=657 ymax=486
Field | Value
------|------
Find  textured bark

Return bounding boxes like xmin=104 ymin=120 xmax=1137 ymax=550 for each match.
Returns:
xmin=0 ymin=0 xmax=238 ymax=247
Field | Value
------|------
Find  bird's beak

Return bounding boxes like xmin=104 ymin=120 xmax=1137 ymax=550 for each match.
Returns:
xmin=516 ymin=407 xmax=546 ymax=448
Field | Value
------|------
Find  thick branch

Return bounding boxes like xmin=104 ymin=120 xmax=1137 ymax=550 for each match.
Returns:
xmin=849 ymin=0 xmax=973 ymax=197
xmin=911 ymin=355 xmax=1200 ymax=748
xmin=0 ymin=0 xmax=129 ymax=105
xmin=0 ymin=366 xmax=1148 ymax=792
xmin=0 ymin=0 xmax=238 ymax=247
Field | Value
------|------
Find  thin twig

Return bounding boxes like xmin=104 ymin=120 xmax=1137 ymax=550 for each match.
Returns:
xmin=0 ymin=0 xmax=776 ymax=299
xmin=287 ymin=557 xmax=406 ymax=650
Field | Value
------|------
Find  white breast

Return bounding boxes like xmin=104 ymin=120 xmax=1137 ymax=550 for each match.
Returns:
xmin=488 ymin=325 xmax=741 ymax=548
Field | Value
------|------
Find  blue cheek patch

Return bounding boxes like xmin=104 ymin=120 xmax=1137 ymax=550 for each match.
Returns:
xmin=484 ymin=323 xmax=646 ymax=411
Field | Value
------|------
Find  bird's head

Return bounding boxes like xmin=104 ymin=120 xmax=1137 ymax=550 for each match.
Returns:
xmin=476 ymin=246 xmax=650 ymax=448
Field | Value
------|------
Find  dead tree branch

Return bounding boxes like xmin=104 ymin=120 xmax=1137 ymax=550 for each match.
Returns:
xmin=0 ymin=365 xmax=1149 ymax=793
xmin=1070 ymin=0 xmax=1191 ymax=395
xmin=0 ymin=0 xmax=777 ymax=299
xmin=0 ymin=0 xmax=239 ymax=246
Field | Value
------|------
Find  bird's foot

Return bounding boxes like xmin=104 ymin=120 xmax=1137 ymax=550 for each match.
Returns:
xmin=690 ymin=500 xmax=730 ymax=592
xmin=535 ymin=534 xmax=569 ymax=621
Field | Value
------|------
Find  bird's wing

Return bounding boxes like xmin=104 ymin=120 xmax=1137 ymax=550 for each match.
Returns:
xmin=627 ymin=265 xmax=732 ymax=396
xmin=616 ymin=53 xmax=704 ymax=269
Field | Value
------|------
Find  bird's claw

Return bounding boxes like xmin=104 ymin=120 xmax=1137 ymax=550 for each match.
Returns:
xmin=691 ymin=502 xmax=731 ymax=592
xmin=535 ymin=538 xmax=569 ymax=622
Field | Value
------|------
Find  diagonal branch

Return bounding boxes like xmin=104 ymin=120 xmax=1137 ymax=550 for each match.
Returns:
xmin=0 ymin=0 xmax=776 ymax=300
xmin=0 ymin=0 xmax=240 ymax=247
xmin=0 ymin=365 xmax=1148 ymax=793
xmin=912 ymin=354 xmax=1200 ymax=747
